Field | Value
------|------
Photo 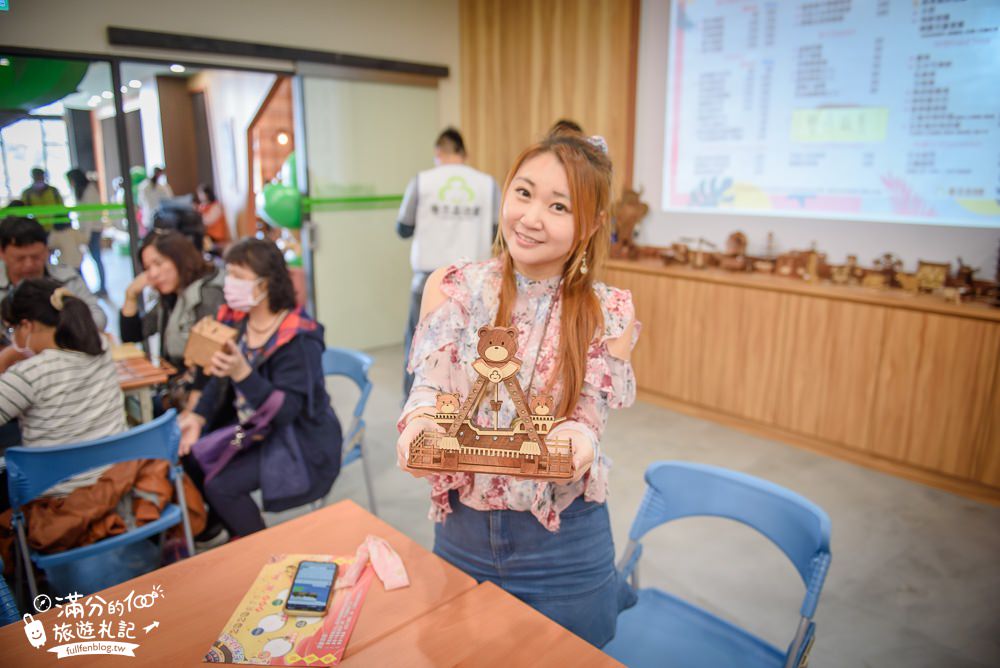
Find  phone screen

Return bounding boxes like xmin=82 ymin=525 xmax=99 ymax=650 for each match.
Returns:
xmin=286 ymin=561 xmax=338 ymax=613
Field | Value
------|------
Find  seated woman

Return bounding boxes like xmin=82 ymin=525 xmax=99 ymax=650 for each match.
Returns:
xmin=178 ymin=239 xmax=342 ymax=538
xmin=120 ymin=230 xmax=225 ymax=411
xmin=0 ymin=280 xmax=204 ymax=559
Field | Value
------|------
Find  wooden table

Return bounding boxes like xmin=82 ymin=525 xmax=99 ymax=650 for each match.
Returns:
xmin=345 ymin=581 xmax=623 ymax=667
xmin=114 ymin=356 xmax=176 ymax=423
xmin=0 ymin=500 xmax=477 ymax=666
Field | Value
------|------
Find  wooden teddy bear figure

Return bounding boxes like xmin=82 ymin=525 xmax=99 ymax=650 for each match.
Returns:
xmin=435 ymin=393 xmax=460 ymax=414
xmin=472 ymin=326 xmax=522 ymax=384
xmin=530 ymin=395 xmax=553 ymax=416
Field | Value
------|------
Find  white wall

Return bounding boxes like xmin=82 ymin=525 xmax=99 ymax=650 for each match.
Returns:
xmin=633 ymin=0 xmax=1000 ymax=273
xmin=0 ymin=0 xmax=461 ymax=129
xmin=304 ymin=77 xmax=439 ymax=350
xmin=189 ymin=70 xmax=276 ymax=238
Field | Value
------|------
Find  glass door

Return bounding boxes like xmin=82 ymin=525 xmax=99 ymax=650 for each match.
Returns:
xmin=299 ymin=75 xmax=439 ymax=349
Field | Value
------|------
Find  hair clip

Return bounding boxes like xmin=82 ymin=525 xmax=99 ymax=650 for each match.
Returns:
xmin=586 ymin=135 xmax=609 ymax=155
xmin=50 ymin=287 xmax=72 ymax=312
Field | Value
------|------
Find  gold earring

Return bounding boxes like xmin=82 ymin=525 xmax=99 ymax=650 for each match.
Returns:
xmin=580 ymin=254 xmax=589 ymax=275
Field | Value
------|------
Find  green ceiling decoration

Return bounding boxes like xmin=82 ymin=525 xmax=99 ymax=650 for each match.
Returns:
xmin=0 ymin=56 xmax=89 ymax=112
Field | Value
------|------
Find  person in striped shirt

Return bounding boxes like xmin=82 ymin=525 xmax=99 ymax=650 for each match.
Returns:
xmin=0 ymin=278 xmax=125 ymax=498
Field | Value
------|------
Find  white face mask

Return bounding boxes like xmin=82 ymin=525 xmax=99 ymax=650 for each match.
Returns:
xmin=10 ymin=329 xmax=34 ymax=358
xmin=223 ymin=275 xmax=264 ymax=312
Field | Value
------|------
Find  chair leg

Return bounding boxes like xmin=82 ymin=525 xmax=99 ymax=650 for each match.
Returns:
xmin=173 ymin=471 xmax=195 ymax=558
xmin=359 ymin=437 xmax=377 ymax=516
xmin=14 ymin=520 xmax=39 ymax=602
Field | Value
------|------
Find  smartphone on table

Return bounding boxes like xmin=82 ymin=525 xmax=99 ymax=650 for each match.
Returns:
xmin=284 ymin=560 xmax=338 ymax=617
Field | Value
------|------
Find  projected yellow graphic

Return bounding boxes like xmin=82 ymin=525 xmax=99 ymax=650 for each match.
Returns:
xmin=791 ymin=108 xmax=889 ymax=143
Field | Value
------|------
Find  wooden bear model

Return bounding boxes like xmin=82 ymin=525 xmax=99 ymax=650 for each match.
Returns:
xmin=473 ymin=326 xmax=522 ymax=384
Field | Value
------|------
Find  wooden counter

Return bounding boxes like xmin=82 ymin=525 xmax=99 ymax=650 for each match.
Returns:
xmin=605 ymin=259 xmax=1000 ymax=503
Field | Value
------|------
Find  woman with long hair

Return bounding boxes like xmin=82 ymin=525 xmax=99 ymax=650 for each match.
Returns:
xmin=396 ymin=134 xmax=639 ymax=646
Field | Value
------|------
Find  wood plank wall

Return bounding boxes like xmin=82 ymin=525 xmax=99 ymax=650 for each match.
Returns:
xmin=458 ymin=0 xmax=640 ymax=196
xmin=605 ymin=260 xmax=1000 ymax=502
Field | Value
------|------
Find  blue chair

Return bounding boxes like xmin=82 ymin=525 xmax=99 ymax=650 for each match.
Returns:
xmin=6 ymin=410 xmax=195 ymax=601
xmin=318 ymin=347 xmax=377 ymax=515
xmin=604 ymin=461 xmax=832 ymax=668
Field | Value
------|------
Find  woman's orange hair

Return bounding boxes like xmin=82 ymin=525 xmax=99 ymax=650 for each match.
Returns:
xmin=493 ymin=135 xmax=613 ymax=417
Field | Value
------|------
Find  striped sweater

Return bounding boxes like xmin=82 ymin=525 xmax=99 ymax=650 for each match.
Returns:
xmin=0 ymin=346 xmax=126 ymax=497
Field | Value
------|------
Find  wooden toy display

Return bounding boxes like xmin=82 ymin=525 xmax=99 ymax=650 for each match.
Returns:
xmin=406 ymin=326 xmax=574 ymax=479
xmin=610 ymin=189 xmax=650 ymax=260
xmin=633 ymin=230 xmax=999 ymax=307
xmin=183 ymin=317 xmax=239 ymax=368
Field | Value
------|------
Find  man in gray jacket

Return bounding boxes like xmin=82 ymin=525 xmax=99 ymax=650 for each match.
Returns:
xmin=0 ymin=216 xmax=107 ymax=341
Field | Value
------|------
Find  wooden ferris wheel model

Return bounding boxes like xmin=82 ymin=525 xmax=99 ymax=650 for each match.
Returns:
xmin=406 ymin=325 xmax=575 ymax=479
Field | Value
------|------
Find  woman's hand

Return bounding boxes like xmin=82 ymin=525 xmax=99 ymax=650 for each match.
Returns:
xmin=548 ymin=424 xmax=595 ymax=484
xmin=121 ymin=272 xmax=149 ymax=317
xmin=178 ymin=411 xmax=206 ymax=456
xmin=396 ymin=415 xmax=443 ymax=478
xmin=207 ymin=340 xmax=252 ymax=382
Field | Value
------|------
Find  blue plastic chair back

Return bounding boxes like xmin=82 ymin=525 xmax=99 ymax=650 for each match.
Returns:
xmin=5 ymin=410 xmax=194 ymax=600
xmin=320 ymin=348 xmax=376 ymax=513
xmin=628 ymin=461 xmax=831 ymax=617
xmin=6 ymin=410 xmax=181 ymax=510
xmin=322 ymin=347 xmax=373 ymax=423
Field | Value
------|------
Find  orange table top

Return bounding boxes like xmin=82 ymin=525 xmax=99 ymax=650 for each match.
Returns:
xmin=0 ymin=500 xmax=477 ymax=666
xmin=345 ymin=581 xmax=623 ymax=667
xmin=115 ymin=356 xmax=176 ymax=391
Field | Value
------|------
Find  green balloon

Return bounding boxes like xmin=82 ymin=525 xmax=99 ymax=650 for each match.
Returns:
xmin=259 ymin=183 xmax=301 ymax=229
xmin=129 ymin=166 xmax=147 ymax=187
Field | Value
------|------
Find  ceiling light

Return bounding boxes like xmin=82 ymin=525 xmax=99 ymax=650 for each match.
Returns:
xmin=169 ymin=64 xmax=186 ymax=73
xmin=120 ymin=85 xmax=128 ymax=93
xmin=101 ymin=90 xmax=113 ymax=99
xmin=128 ymin=79 xmax=142 ymax=88
xmin=87 ymin=99 xmax=99 ymax=108
xmin=276 ymin=132 xmax=290 ymax=146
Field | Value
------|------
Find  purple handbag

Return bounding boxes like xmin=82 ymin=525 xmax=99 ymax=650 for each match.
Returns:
xmin=191 ymin=390 xmax=285 ymax=484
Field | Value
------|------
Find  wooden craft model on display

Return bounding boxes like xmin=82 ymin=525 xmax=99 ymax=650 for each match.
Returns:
xmin=184 ymin=317 xmax=239 ymax=368
xmin=407 ymin=326 xmax=574 ymax=479
xmin=718 ymin=231 xmax=749 ymax=272
xmin=610 ymin=189 xmax=650 ymax=260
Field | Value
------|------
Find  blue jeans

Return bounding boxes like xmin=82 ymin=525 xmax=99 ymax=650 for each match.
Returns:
xmin=434 ymin=490 xmax=637 ymax=647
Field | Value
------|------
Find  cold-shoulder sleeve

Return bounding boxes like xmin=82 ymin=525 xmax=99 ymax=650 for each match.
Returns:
xmin=399 ymin=262 xmax=474 ymax=429
xmin=580 ymin=285 xmax=640 ymax=418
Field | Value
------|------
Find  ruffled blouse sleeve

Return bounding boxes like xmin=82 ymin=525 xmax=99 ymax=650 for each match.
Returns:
xmin=572 ymin=285 xmax=640 ymax=433
xmin=399 ymin=262 xmax=474 ymax=429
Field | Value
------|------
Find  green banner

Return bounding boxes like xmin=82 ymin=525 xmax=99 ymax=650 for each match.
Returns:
xmin=0 ymin=202 xmax=125 ymax=228
xmin=302 ymin=195 xmax=403 ymax=212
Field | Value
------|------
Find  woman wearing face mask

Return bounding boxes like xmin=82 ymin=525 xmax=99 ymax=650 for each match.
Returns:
xmin=177 ymin=238 xmax=342 ymax=539
xmin=120 ymin=231 xmax=225 ymax=411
